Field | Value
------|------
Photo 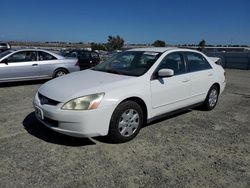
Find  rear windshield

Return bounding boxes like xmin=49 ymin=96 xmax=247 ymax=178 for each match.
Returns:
xmin=0 ymin=50 xmax=13 ymax=59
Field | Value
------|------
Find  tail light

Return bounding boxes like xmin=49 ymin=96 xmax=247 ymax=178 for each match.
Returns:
xmin=215 ymin=59 xmax=222 ymax=66
xmin=75 ymin=60 xmax=80 ymax=67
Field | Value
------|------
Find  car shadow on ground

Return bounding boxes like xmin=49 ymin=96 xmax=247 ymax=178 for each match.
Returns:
xmin=23 ymin=112 xmax=96 ymax=147
xmin=0 ymin=79 xmax=48 ymax=88
xmin=145 ymin=109 xmax=192 ymax=127
xmin=23 ymin=109 xmax=194 ymax=145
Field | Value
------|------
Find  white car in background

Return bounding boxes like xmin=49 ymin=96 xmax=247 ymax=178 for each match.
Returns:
xmin=33 ymin=48 xmax=226 ymax=142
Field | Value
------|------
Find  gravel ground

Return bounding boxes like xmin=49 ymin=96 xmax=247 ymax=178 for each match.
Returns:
xmin=0 ymin=69 xmax=250 ymax=188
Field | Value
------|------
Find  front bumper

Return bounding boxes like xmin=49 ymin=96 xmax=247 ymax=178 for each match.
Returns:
xmin=33 ymin=93 xmax=115 ymax=137
xmin=220 ymin=80 xmax=226 ymax=95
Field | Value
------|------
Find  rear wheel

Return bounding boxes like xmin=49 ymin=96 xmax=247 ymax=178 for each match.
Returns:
xmin=202 ymin=85 xmax=219 ymax=110
xmin=54 ymin=69 xmax=68 ymax=78
xmin=108 ymin=101 xmax=143 ymax=143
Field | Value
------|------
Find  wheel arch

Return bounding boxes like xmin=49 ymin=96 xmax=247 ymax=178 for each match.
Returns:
xmin=119 ymin=97 xmax=148 ymax=125
xmin=212 ymin=82 xmax=220 ymax=94
xmin=53 ymin=67 xmax=69 ymax=77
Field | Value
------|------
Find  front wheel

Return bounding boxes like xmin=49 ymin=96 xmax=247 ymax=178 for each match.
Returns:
xmin=202 ymin=85 xmax=219 ymax=111
xmin=108 ymin=101 xmax=144 ymax=143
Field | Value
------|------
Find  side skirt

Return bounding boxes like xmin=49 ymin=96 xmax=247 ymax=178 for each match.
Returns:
xmin=147 ymin=102 xmax=203 ymax=124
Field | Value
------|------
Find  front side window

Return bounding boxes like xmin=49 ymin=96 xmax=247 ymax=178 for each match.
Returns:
xmin=185 ymin=52 xmax=212 ymax=72
xmin=7 ymin=51 xmax=37 ymax=62
xmin=93 ymin=51 xmax=161 ymax=76
xmin=39 ymin=51 xmax=56 ymax=61
xmin=157 ymin=53 xmax=186 ymax=75
xmin=0 ymin=43 xmax=7 ymax=47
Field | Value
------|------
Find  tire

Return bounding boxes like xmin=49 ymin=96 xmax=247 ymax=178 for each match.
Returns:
xmin=53 ymin=69 xmax=68 ymax=78
xmin=108 ymin=101 xmax=144 ymax=143
xmin=202 ymin=85 xmax=219 ymax=111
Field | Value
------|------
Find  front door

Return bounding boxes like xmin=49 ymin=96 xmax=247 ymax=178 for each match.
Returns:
xmin=0 ymin=51 xmax=40 ymax=81
xmin=150 ymin=52 xmax=191 ymax=116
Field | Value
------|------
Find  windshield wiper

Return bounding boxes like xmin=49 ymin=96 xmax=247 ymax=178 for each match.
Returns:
xmin=106 ymin=69 xmax=123 ymax=75
xmin=93 ymin=68 xmax=133 ymax=76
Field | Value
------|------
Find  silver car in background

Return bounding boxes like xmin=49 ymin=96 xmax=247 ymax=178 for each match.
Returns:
xmin=0 ymin=49 xmax=80 ymax=82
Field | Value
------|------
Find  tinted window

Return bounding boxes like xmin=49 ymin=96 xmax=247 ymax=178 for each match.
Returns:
xmin=7 ymin=51 xmax=37 ymax=62
xmin=157 ymin=53 xmax=185 ymax=75
xmin=0 ymin=50 xmax=13 ymax=59
xmin=186 ymin=52 xmax=212 ymax=72
xmin=0 ymin=43 xmax=7 ymax=47
xmin=68 ymin=51 xmax=78 ymax=58
xmin=79 ymin=51 xmax=90 ymax=59
xmin=39 ymin=51 xmax=56 ymax=61
xmin=62 ymin=50 xmax=90 ymax=59
xmin=91 ymin=52 xmax=99 ymax=59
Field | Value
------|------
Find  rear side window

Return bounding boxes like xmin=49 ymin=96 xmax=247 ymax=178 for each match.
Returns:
xmin=157 ymin=53 xmax=186 ymax=75
xmin=0 ymin=43 xmax=7 ymax=47
xmin=79 ymin=51 xmax=90 ymax=59
xmin=185 ymin=52 xmax=212 ymax=72
xmin=91 ymin=52 xmax=99 ymax=59
xmin=7 ymin=51 xmax=37 ymax=62
xmin=39 ymin=51 xmax=57 ymax=61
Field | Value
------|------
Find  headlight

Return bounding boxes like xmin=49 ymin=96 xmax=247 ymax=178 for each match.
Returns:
xmin=62 ymin=93 xmax=105 ymax=110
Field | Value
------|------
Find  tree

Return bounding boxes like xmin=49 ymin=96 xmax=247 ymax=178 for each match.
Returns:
xmin=106 ymin=35 xmax=124 ymax=51
xmin=152 ymin=40 xmax=166 ymax=47
xmin=198 ymin=39 xmax=206 ymax=51
xmin=91 ymin=42 xmax=107 ymax=51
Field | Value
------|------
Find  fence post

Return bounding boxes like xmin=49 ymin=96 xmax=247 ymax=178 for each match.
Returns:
xmin=248 ymin=55 xmax=250 ymax=70
xmin=224 ymin=55 xmax=227 ymax=68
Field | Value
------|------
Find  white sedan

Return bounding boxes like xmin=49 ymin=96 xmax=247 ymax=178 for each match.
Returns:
xmin=33 ymin=48 xmax=226 ymax=142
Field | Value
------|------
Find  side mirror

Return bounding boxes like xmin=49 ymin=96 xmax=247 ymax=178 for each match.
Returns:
xmin=158 ymin=69 xmax=174 ymax=77
xmin=1 ymin=59 xmax=8 ymax=65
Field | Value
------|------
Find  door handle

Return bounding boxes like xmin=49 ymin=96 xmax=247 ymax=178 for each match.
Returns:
xmin=182 ymin=78 xmax=190 ymax=83
xmin=208 ymin=73 xmax=213 ymax=76
xmin=32 ymin=64 xmax=38 ymax=66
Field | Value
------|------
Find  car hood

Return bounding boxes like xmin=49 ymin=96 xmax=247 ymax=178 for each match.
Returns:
xmin=38 ymin=69 xmax=134 ymax=102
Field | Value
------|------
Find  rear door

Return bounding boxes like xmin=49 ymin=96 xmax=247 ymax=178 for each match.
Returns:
xmin=79 ymin=51 xmax=91 ymax=69
xmin=38 ymin=51 xmax=58 ymax=77
xmin=184 ymin=52 xmax=215 ymax=104
xmin=0 ymin=51 xmax=40 ymax=81
xmin=90 ymin=52 xmax=100 ymax=66
xmin=150 ymin=52 xmax=191 ymax=116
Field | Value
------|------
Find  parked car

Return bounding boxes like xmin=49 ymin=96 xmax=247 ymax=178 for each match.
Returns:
xmin=61 ymin=49 xmax=100 ymax=70
xmin=0 ymin=42 xmax=11 ymax=53
xmin=33 ymin=48 xmax=226 ymax=142
xmin=0 ymin=49 xmax=80 ymax=82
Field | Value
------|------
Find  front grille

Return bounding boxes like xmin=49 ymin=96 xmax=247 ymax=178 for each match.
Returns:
xmin=38 ymin=93 xmax=60 ymax=106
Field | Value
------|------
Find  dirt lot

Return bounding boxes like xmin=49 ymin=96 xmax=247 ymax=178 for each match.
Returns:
xmin=0 ymin=69 xmax=249 ymax=188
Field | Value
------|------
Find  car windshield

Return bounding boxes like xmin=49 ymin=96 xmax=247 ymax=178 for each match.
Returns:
xmin=0 ymin=50 xmax=14 ymax=59
xmin=92 ymin=51 xmax=161 ymax=76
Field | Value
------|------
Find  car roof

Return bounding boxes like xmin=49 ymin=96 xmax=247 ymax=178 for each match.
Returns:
xmin=127 ymin=47 xmax=203 ymax=54
xmin=128 ymin=47 xmax=177 ymax=53
xmin=11 ymin=49 xmax=64 ymax=59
